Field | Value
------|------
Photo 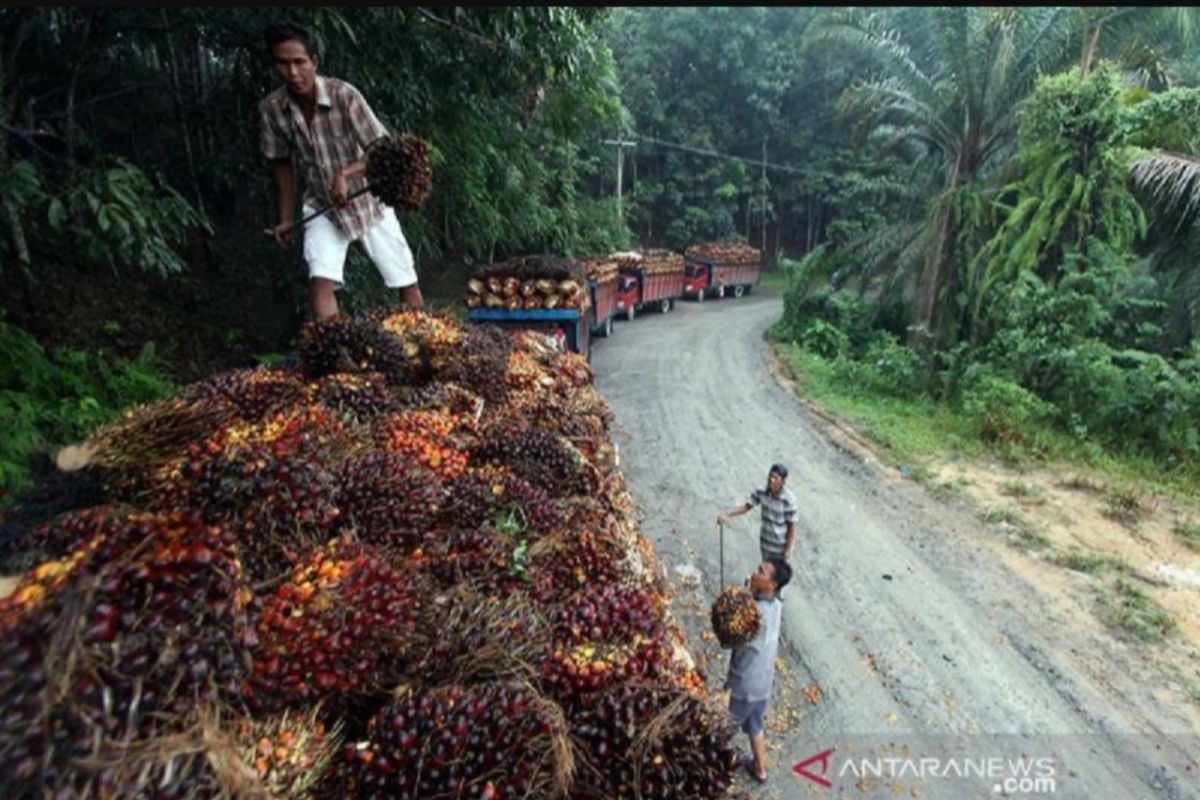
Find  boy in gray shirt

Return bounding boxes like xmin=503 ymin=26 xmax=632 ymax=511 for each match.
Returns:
xmin=724 ymin=557 xmax=792 ymax=783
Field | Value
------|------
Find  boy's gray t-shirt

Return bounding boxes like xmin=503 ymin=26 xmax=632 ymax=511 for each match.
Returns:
xmin=725 ymin=596 xmax=783 ymax=702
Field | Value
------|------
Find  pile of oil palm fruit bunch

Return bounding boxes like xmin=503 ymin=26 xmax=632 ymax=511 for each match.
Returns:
xmin=0 ymin=309 xmax=739 ymax=799
xmin=580 ymin=258 xmax=618 ymax=285
xmin=638 ymin=248 xmax=685 ymax=275
xmin=710 ymin=586 xmax=762 ymax=648
xmin=364 ymin=133 xmax=433 ymax=211
xmin=465 ymin=255 xmax=590 ymax=312
xmin=684 ymin=242 xmax=761 ymax=265
xmin=610 ymin=249 xmax=684 ymax=277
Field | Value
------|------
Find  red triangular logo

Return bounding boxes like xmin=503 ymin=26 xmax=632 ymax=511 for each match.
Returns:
xmin=793 ymin=748 xmax=836 ymax=788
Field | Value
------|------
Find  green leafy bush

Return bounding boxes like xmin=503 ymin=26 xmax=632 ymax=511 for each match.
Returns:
xmin=42 ymin=158 xmax=208 ymax=276
xmin=0 ymin=317 xmax=175 ymax=501
xmin=798 ymin=319 xmax=849 ymax=359
xmin=956 ymin=364 xmax=1053 ymax=448
xmin=829 ymin=333 xmax=927 ymax=399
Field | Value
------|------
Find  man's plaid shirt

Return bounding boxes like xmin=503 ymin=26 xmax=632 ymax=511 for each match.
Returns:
xmin=260 ymin=76 xmax=387 ymax=240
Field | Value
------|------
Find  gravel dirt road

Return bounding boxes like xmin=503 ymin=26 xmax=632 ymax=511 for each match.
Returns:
xmin=593 ymin=290 xmax=1199 ymax=800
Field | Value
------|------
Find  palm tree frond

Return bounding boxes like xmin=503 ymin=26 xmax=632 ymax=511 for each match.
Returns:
xmin=1130 ymin=150 xmax=1200 ymax=230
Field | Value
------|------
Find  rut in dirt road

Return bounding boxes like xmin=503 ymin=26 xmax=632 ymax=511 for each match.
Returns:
xmin=593 ymin=291 xmax=1199 ymax=800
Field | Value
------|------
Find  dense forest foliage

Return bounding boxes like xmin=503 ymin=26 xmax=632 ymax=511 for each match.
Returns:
xmin=3 ymin=6 xmax=1200 ymax=496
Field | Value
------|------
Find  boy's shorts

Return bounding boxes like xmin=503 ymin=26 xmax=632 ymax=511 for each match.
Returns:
xmin=303 ymin=204 xmax=417 ymax=289
xmin=729 ymin=697 xmax=768 ymax=736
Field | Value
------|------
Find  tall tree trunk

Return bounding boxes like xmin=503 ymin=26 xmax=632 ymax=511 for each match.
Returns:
xmin=919 ymin=199 xmax=957 ymax=351
xmin=163 ymin=10 xmax=206 ymax=219
xmin=1080 ymin=22 xmax=1102 ymax=79
xmin=0 ymin=12 xmax=38 ymax=295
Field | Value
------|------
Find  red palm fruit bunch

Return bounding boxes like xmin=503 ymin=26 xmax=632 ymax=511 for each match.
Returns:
xmin=149 ymin=422 xmax=343 ymax=582
xmin=398 ymin=380 xmax=484 ymax=419
xmin=1 ymin=511 xmax=252 ymax=794
xmin=298 ymin=312 xmax=424 ymax=386
xmin=710 ymin=586 xmax=762 ymax=648
xmin=238 ymin=707 xmax=341 ymax=798
xmin=527 ymin=529 xmax=630 ymax=603
xmin=377 ymin=309 xmax=464 ymax=374
xmin=186 ymin=366 xmax=306 ymax=424
xmin=436 ymin=325 xmax=513 ymax=406
xmin=375 ymin=409 xmax=471 ymax=480
xmin=78 ymin=395 xmax=238 ymax=477
xmin=2 ymin=503 xmax=137 ymax=569
xmin=474 ymin=415 xmax=596 ymax=497
xmin=438 ymin=465 xmax=562 ymax=539
xmin=551 ymin=583 xmax=665 ymax=647
xmin=337 ymin=452 xmax=447 ymax=550
xmin=569 ymin=684 xmax=739 ymax=800
xmin=408 ymin=590 xmax=549 ymax=686
xmin=540 ymin=633 xmax=675 ymax=705
xmin=411 ymin=528 xmax=514 ymax=590
xmin=364 ymin=133 xmax=433 ymax=211
xmin=245 ymin=539 xmax=425 ymax=713
xmin=311 ymin=371 xmax=395 ymax=421
xmin=342 ymin=682 xmax=572 ymax=800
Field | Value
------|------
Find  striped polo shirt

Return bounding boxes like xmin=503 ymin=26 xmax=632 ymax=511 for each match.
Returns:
xmin=748 ymin=485 xmax=798 ymax=560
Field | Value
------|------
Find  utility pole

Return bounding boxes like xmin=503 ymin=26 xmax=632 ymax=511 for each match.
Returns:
xmin=603 ymin=130 xmax=638 ymax=219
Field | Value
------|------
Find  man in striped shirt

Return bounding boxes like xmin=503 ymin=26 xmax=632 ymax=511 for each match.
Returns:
xmin=260 ymin=21 xmax=422 ymax=320
xmin=717 ymin=463 xmax=798 ymax=562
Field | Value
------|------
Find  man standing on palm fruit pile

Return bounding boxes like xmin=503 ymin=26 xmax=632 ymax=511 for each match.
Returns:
xmin=724 ymin=558 xmax=790 ymax=784
xmin=260 ymin=21 xmax=423 ymax=320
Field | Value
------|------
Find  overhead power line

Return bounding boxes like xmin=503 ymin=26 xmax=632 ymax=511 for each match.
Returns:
xmin=630 ymin=132 xmax=809 ymax=176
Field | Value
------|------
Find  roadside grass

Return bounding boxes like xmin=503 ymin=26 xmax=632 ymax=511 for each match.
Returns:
xmin=1097 ymin=579 xmax=1176 ymax=644
xmin=758 ymin=270 xmax=789 ymax=292
xmin=1052 ymin=549 xmax=1131 ymax=575
xmin=978 ymin=505 xmax=1051 ymax=551
xmin=999 ymin=480 xmax=1048 ymax=505
xmin=774 ymin=342 xmax=1200 ymax=513
xmin=1009 ymin=526 xmax=1051 ymax=551
xmin=930 ymin=476 xmax=971 ymax=502
xmin=776 ymin=344 xmax=982 ymax=467
xmin=1103 ymin=485 xmax=1154 ymax=529
xmin=1172 ymin=519 xmax=1200 ymax=551
xmin=983 ymin=506 xmax=1022 ymax=526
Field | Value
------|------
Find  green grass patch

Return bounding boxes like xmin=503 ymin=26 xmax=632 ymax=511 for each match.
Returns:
xmin=1009 ymin=526 xmax=1051 ymax=551
xmin=1174 ymin=520 xmax=1200 ymax=551
xmin=1057 ymin=473 xmax=1106 ymax=494
xmin=1052 ymin=549 xmax=1130 ymax=575
xmin=929 ymin=476 xmax=971 ymax=502
xmin=757 ymin=270 xmax=789 ymax=292
xmin=776 ymin=343 xmax=981 ymax=466
xmin=983 ymin=506 xmax=1023 ymax=526
xmin=1102 ymin=485 xmax=1153 ymax=528
xmin=1000 ymin=480 xmax=1047 ymax=505
xmin=773 ymin=341 xmax=1200 ymax=515
xmin=1098 ymin=579 xmax=1175 ymax=644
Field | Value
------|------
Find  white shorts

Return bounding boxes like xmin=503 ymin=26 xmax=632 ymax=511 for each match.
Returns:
xmin=302 ymin=204 xmax=417 ymax=289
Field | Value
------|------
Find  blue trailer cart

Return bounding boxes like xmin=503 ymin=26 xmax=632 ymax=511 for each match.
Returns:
xmin=467 ymin=308 xmax=591 ymax=360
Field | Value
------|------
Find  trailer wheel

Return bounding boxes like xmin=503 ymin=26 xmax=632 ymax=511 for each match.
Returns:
xmin=696 ymin=289 xmax=705 ymax=303
xmin=625 ymin=306 xmax=635 ymax=322
xmin=716 ymin=285 xmax=726 ymax=299
xmin=733 ymin=285 xmax=745 ymax=299
xmin=660 ymin=298 xmax=671 ymax=313
xmin=601 ymin=316 xmax=613 ymax=337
